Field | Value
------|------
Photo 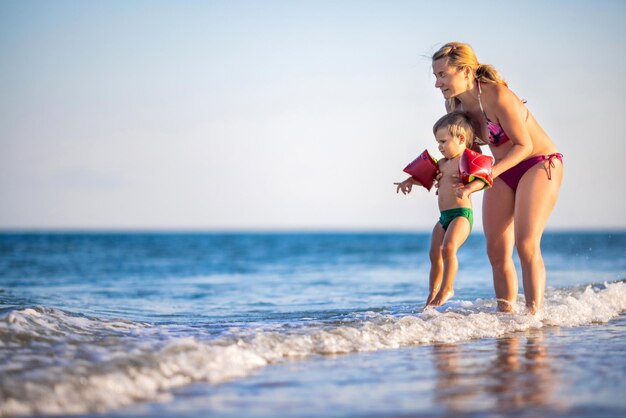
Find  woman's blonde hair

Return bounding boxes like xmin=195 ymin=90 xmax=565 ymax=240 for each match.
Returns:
xmin=432 ymin=42 xmax=507 ymax=111
xmin=433 ymin=111 xmax=474 ymax=147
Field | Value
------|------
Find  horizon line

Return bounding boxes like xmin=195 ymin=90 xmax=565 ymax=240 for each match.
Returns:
xmin=1 ymin=227 xmax=625 ymax=234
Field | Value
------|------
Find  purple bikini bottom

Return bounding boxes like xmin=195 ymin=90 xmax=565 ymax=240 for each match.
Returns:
xmin=499 ymin=153 xmax=563 ymax=190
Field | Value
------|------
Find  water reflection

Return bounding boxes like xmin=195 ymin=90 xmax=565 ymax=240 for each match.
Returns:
xmin=432 ymin=329 xmax=555 ymax=414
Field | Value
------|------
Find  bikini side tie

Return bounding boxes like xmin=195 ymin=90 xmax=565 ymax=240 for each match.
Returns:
xmin=546 ymin=153 xmax=563 ymax=180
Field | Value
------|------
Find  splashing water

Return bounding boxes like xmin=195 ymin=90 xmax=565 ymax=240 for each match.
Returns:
xmin=1 ymin=281 xmax=624 ymax=417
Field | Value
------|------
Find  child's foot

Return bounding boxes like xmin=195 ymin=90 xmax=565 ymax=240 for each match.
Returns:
xmin=425 ymin=290 xmax=439 ymax=307
xmin=429 ymin=288 xmax=454 ymax=307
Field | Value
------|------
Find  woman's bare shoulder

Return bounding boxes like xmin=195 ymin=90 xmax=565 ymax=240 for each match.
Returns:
xmin=483 ymin=83 xmax=520 ymax=105
xmin=482 ymin=84 xmax=526 ymax=120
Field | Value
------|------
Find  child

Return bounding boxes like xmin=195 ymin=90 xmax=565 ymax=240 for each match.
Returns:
xmin=395 ymin=111 xmax=487 ymax=307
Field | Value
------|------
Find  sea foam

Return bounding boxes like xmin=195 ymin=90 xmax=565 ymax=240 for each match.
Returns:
xmin=1 ymin=281 xmax=624 ymax=417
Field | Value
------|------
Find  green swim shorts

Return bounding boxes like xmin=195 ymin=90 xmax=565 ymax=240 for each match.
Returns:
xmin=439 ymin=207 xmax=473 ymax=232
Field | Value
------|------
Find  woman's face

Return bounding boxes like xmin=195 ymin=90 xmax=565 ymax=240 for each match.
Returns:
xmin=432 ymin=58 xmax=468 ymax=99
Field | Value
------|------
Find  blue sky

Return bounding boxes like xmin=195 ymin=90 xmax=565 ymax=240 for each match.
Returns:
xmin=1 ymin=0 xmax=625 ymax=230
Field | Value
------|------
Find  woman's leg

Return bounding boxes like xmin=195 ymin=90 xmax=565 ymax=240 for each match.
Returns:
xmin=514 ymin=159 xmax=563 ymax=313
xmin=483 ymin=179 xmax=517 ymax=312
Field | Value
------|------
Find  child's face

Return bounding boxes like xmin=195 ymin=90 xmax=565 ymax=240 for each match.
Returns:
xmin=435 ymin=128 xmax=466 ymax=159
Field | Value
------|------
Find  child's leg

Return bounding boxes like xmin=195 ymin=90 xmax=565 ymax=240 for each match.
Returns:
xmin=427 ymin=222 xmax=446 ymax=306
xmin=430 ymin=217 xmax=471 ymax=306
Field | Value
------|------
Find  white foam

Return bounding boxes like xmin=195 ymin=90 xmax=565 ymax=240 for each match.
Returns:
xmin=1 ymin=281 xmax=624 ymax=417
xmin=1 ymin=306 xmax=143 ymax=339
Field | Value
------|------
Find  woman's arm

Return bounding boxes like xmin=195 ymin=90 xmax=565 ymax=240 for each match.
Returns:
xmin=470 ymin=142 xmax=482 ymax=153
xmin=486 ymin=86 xmax=533 ymax=178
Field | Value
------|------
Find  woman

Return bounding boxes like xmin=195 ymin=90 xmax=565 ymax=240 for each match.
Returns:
xmin=431 ymin=42 xmax=563 ymax=314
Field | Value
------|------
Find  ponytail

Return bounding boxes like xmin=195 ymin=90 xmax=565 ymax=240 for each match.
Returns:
xmin=475 ymin=63 xmax=507 ymax=87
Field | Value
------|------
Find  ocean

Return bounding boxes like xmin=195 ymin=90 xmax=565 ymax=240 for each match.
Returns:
xmin=0 ymin=231 xmax=625 ymax=417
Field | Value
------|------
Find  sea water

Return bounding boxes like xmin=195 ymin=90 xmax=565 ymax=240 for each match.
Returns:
xmin=0 ymin=232 xmax=624 ymax=417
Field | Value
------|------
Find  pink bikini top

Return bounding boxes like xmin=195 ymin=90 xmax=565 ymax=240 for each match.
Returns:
xmin=477 ymin=81 xmax=510 ymax=147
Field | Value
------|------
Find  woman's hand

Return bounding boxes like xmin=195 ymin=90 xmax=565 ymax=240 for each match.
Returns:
xmin=454 ymin=184 xmax=471 ymax=199
xmin=433 ymin=171 xmax=443 ymax=195
xmin=454 ymin=180 xmax=486 ymax=199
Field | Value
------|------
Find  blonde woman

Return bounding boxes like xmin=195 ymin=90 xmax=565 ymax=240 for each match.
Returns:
xmin=431 ymin=42 xmax=563 ymax=314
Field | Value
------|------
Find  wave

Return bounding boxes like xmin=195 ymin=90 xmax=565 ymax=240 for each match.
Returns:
xmin=1 ymin=281 xmax=625 ymax=417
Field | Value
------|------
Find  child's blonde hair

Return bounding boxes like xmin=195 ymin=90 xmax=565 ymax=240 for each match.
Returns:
xmin=433 ymin=111 xmax=474 ymax=147
xmin=432 ymin=42 xmax=507 ymax=112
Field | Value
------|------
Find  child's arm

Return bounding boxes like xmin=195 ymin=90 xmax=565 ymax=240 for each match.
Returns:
xmin=394 ymin=176 xmax=421 ymax=195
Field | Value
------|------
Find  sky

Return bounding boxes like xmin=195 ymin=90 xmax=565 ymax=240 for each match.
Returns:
xmin=1 ymin=0 xmax=625 ymax=231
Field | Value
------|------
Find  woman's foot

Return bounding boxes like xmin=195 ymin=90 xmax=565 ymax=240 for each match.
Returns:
xmin=496 ymin=298 xmax=515 ymax=313
xmin=526 ymin=302 xmax=540 ymax=315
